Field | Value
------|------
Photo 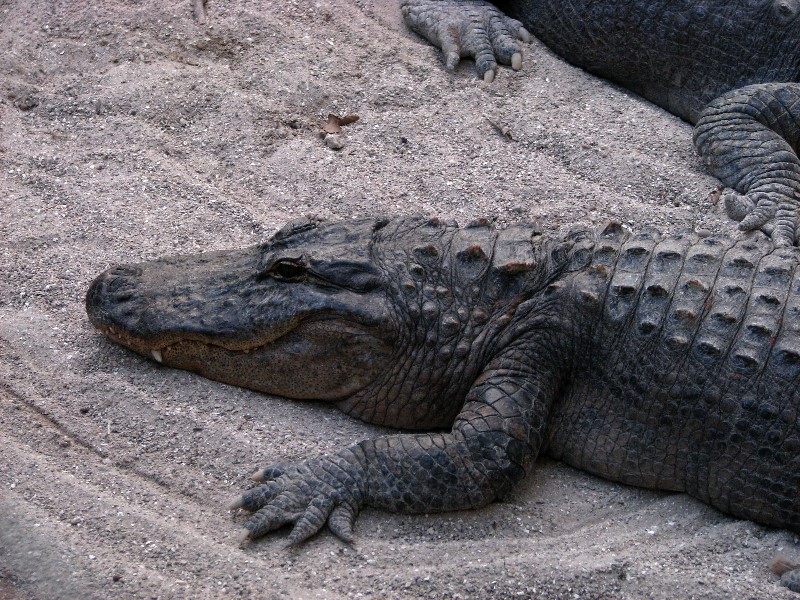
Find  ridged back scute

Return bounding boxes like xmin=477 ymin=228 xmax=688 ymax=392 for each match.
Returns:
xmin=657 ymin=235 xmax=735 ymax=363
xmin=451 ymin=218 xmax=496 ymax=285
xmin=605 ymin=227 xmax=662 ymax=324
xmin=484 ymin=221 xmax=584 ymax=303
xmin=372 ymin=215 xmax=459 ymax=288
xmin=726 ymin=236 xmax=796 ymax=374
xmin=774 ymin=247 xmax=800 ymax=381
xmin=492 ymin=223 xmax=539 ymax=273
xmin=562 ymin=226 xmax=596 ymax=273
xmin=570 ymin=222 xmax=631 ymax=309
xmin=631 ymin=233 xmax=697 ymax=341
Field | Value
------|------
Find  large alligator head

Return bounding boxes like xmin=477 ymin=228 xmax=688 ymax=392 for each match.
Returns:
xmin=86 ymin=215 xmax=574 ymax=429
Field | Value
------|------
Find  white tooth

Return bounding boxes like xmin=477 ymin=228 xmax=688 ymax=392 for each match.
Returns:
xmin=151 ymin=350 xmax=163 ymax=363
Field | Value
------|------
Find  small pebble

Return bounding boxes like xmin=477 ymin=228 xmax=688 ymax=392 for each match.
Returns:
xmin=15 ymin=95 xmax=38 ymax=111
xmin=324 ymin=133 xmax=345 ymax=150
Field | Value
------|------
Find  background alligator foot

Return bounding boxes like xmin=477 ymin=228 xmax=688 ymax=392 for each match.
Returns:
xmin=694 ymin=83 xmax=800 ymax=247
xmin=401 ymin=0 xmax=531 ymax=82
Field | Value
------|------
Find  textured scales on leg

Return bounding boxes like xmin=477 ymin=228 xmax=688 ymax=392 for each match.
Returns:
xmin=233 ymin=356 xmax=554 ymax=541
xmin=694 ymin=83 xmax=800 ymax=247
xmin=401 ymin=0 xmax=531 ymax=81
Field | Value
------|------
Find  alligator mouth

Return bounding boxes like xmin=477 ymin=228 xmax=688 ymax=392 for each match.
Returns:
xmin=95 ymin=315 xmax=366 ymax=364
xmin=95 ymin=317 xmax=391 ymax=400
xmin=90 ymin=315 xmax=302 ymax=359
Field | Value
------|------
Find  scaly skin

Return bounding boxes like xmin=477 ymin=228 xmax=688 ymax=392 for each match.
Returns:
xmin=401 ymin=0 xmax=800 ymax=245
xmin=87 ymin=216 xmax=800 ymax=591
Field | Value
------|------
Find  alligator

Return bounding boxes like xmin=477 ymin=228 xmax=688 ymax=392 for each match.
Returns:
xmin=86 ymin=215 xmax=800 ymax=591
xmin=401 ymin=0 xmax=800 ymax=247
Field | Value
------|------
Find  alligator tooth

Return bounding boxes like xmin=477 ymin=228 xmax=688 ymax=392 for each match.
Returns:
xmin=151 ymin=349 xmax=163 ymax=363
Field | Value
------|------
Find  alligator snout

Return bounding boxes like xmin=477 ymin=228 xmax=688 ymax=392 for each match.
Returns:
xmin=85 ymin=247 xmax=267 ymax=354
xmin=86 ymin=265 xmax=147 ymax=345
xmin=87 ymin=264 xmax=142 ymax=305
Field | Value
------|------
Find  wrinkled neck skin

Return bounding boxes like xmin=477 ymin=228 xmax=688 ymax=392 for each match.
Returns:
xmin=337 ymin=219 xmax=586 ymax=430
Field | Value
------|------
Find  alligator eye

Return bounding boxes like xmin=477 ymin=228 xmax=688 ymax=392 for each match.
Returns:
xmin=268 ymin=260 xmax=307 ymax=282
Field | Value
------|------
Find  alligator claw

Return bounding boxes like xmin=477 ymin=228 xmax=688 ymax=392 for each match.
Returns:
xmin=402 ymin=0 xmax=530 ymax=80
xmin=285 ymin=496 xmax=335 ymax=546
xmin=327 ymin=503 xmax=356 ymax=543
xmin=244 ymin=502 xmax=298 ymax=540
xmin=233 ymin=452 xmax=366 ymax=544
xmin=237 ymin=527 xmax=252 ymax=546
xmin=722 ymin=188 xmax=799 ymax=247
xmin=252 ymin=464 xmax=288 ymax=482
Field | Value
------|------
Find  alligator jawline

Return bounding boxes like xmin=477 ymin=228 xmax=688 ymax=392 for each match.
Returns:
xmin=107 ymin=315 xmax=384 ymax=364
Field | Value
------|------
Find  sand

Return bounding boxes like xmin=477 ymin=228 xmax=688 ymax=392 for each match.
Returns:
xmin=1 ymin=1 xmax=798 ymax=598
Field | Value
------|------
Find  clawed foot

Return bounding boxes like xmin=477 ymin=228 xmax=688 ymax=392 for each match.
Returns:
xmin=402 ymin=0 xmax=532 ymax=82
xmin=230 ymin=451 xmax=366 ymax=546
xmin=722 ymin=188 xmax=800 ymax=247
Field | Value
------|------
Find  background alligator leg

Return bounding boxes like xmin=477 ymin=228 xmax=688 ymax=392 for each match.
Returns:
xmin=234 ymin=355 xmax=558 ymax=543
xmin=401 ymin=0 xmax=531 ymax=82
xmin=694 ymin=83 xmax=800 ymax=247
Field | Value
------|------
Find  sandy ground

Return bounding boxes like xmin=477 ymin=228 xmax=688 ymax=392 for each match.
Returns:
xmin=1 ymin=1 xmax=798 ymax=598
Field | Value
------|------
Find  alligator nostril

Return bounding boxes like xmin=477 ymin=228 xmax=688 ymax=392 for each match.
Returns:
xmin=97 ymin=264 xmax=143 ymax=299
xmin=106 ymin=276 xmax=135 ymax=294
xmin=86 ymin=264 xmax=142 ymax=324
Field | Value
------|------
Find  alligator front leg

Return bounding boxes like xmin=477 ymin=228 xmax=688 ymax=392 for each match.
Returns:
xmin=232 ymin=354 xmax=554 ymax=544
xmin=401 ymin=0 xmax=531 ymax=82
xmin=694 ymin=83 xmax=800 ymax=247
